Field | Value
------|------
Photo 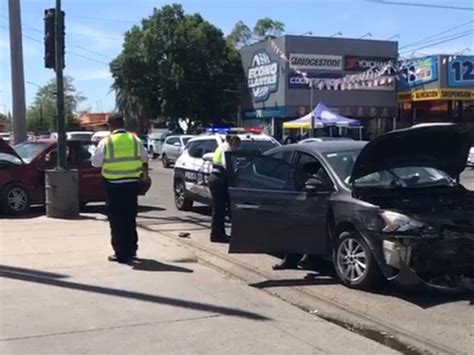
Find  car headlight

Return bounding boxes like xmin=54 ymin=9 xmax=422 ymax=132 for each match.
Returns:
xmin=380 ymin=211 xmax=424 ymax=233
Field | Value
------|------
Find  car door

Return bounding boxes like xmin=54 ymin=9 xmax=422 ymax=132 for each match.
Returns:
xmin=167 ymin=137 xmax=180 ymax=161
xmin=69 ymin=142 xmax=105 ymax=204
xmin=227 ymin=150 xmax=332 ymax=255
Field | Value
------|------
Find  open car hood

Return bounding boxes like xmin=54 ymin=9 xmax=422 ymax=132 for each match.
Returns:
xmin=0 ymin=138 xmax=23 ymax=161
xmin=350 ymin=123 xmax=474 ymax=182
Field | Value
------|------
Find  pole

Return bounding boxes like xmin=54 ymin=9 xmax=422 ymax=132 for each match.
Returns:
xmin=55 ymin=0 xmax=66 ymax=169
xmin=8 ymin=0 xmax=27 ymax=144
xmin=310 ymin=82 xmax=314 ymax=137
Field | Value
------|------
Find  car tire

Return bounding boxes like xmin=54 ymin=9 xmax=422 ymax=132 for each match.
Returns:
xmin=162 ymin=154 xmax=171 ymax=168
xmin=333 ymin=230 xmax=382 ymax=289
xmin=1 ymin=183 xmax=30 ymax=215
xmin=174 ymin=179 xmax=193 ymax=211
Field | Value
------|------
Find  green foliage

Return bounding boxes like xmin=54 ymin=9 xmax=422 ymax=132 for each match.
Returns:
xmin=27 ymin=76 xmax=86 ymax=133
xmin=110 ymin=4 xmax=244 ymax=130
xmin=227 ymin=18 xmax=285 ymax=48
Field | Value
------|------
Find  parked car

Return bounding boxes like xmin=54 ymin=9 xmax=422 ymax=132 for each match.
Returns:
xmin=467 ymin=146 xmax=474 ymax=168
xmin=147 ymin=130 xmax=170 ymax=159
xmin=161 ymin=135 xmax=194 ymax=168
xmin=225 ymin=124 xmax=474 ymax=291
xmin=173 ymin=133 xmax=280 ymax=211
xmin=0 ymin=138 xmax=106 ymax=215
xmin=298 ymin=137 xmax=353 ymax=144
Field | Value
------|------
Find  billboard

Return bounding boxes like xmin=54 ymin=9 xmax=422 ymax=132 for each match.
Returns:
xmin=247 ymin=50 xmax=279 ymax=102
xmin=447 ymin=56 xmax=474 ymax=88
xmin=345 ymin=56 xmax=394 ymax=71
xmin=398 ymin=56 xmax=438 ymax=90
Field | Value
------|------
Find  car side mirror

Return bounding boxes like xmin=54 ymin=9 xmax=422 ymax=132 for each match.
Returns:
xmin=203 ymin=152 xmax=214 ymax=162
xmin=304 ymin=177 xmax=328 ymax=195
xmin=174 ymin=142 xmax=181 ymax=147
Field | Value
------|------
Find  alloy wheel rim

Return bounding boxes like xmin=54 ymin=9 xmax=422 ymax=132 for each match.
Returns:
xmin=337 ymin=238 xmax=367 ymax=282
xmin=175 ymin=183 xmax=184 ymax=206
xmin=7 ymin=188 xmax=27 ymax=211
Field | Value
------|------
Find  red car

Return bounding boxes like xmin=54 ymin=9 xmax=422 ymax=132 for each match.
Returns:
xmin=0 ymin=138 xmax=105 ymax=215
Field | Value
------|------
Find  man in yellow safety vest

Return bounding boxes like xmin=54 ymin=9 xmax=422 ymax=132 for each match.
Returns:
xmin=91 ymin=113 xmax=150 ymax=264
xmin=208 ymin=135 xmax=241 ymax=243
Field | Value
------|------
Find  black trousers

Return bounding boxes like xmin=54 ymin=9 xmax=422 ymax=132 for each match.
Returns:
xmin=208 ymin=171 xmax=229 ymax=238
xmin=105 ymin=181 xmax=139 ymax=261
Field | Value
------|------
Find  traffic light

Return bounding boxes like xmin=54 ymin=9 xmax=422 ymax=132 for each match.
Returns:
xmin=44 ymin=8 xmax=65 ymax=70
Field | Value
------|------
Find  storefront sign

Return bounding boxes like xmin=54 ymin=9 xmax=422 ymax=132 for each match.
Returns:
xmin=398 ymin=56 xmax=438 ymax=90
xmin=289 ymin=53 xmax=343 ymax=71
xmin=288 ymin=73 xmax=394 ymax=91
xmin=247 ymin=50 xmax=279 ymax=102
xmin=243 ymin=106 xmax=286 ymax=119
xmin=447 ymin=56 xmax=474 ymax=88
xmin=345 ymin=56 xmax=394 ymax=71
xmin=397 ymin=89 xmax=474 ymax=102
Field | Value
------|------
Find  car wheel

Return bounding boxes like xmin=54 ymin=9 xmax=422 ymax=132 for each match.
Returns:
xmin=162 ymin=154 xmax=170 ymax=168
xmin=174 ymin=179 xmax=193 ymax=211
xmin=333 ymin=230 xmax=381 ymax=289
xmin=1 ymin=183 xmax=30 ymax=215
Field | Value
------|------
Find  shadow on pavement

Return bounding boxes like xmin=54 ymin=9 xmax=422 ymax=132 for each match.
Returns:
xmin=251 ymin=273 xmax=338 ymax=288
xmin=132 ymin=258 xmax=194 ymax=273
xmin=0 ymin=264 xmax=268 ymax=321
xmin=137 ymin=215 xmax=210 ymax=229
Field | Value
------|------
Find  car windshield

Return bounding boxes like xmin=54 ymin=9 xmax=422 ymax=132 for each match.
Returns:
xmin=14 ymin=142 xmax=50 ymax=163
xmin=239 ymin=140 xmax=278 ymax=153
xmin=354 ymin=167 xmax=455 ymax=189
xmin=324 ymin=149 xmax=362 ymax=184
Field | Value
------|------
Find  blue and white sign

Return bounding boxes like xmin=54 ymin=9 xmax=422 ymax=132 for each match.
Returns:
xmin=399 ymin=56 xmax=438 ymax=90
xmin=247 ymin=50 xmax=279 ymax=102
xmin=448 ymin=56 xmax=474 ymax=88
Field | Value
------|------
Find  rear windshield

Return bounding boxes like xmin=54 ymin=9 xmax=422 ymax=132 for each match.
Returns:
xmin=14 ymin=142 xmax=50 ymax=163
xmin=239 ymin=140 xmax=279 ymax=153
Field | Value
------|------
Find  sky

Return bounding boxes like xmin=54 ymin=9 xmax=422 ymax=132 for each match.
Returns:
xmin=0 ymin=0 xmax=473 ymax=115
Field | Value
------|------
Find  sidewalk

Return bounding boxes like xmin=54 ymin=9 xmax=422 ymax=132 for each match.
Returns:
xmin=0 ymin=215 xmax=396 ymax=354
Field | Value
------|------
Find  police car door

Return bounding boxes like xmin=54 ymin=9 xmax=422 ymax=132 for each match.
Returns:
xmin=226 ymin=151 xmax=328 ymax=255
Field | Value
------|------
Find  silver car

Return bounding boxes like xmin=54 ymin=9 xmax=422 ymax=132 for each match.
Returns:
xmin=161 ymin=135 xmax=194 ymax=168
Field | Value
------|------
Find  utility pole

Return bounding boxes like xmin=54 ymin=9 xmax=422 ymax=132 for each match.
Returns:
xmin=8 ymin=0 xmax=27 ymax=144
xmin=55 ymin=0 xmax=66 ymax=169
xmin=310 ymin=80 xmax=315 ymax=137
xmin=44 ymin=0 xmax=79 ymax=218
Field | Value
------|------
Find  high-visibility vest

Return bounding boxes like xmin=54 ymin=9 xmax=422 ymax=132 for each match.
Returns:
xmin=102 ymin=132 xmax=142 ymax=180
xmin=212 ymin=145 xmax=225 ymax=167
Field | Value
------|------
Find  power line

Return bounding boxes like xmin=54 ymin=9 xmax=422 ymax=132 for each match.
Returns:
xmin=400 ymin=30 xmax=474 ymax=54
xmin=400 ymin=29 xmax=474 ymax=52
xmin=19 ymin=9 xmax=137 ymax=24
xmin=367 ymin=0 xmax=474 ymax=11
xmin=400 ymin=20 xmax=474 ymax=49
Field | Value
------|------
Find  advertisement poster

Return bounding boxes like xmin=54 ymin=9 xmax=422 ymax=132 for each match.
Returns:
xmin=345 ymin=56 xmax=394 ymax=71
xmin=398 ymin=56 xmax=438 ymax=90
xmin=289 ymin=53 xmax=343 ymax=71
xmin=447 ymin=56 xmax=474 ymax=88
xmin=247 ymin=50 xmax=279 ymax=102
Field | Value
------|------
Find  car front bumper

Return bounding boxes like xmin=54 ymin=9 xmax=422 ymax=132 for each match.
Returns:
xmin=380 ymin=237 xmax=474 ymax=292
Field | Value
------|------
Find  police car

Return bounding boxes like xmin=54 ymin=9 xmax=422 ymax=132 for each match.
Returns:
xmin=173 ymin=132 xmax=280 ymax=210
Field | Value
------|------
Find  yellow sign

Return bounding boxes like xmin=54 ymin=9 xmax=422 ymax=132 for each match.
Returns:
xmin=398 ymin=89 xmax=474 ymax=102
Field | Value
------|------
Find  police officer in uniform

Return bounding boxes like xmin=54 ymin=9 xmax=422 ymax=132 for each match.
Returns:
xmin=208 ymin=135 xmax=241 ymax=243
xmin=92 ymin=114 xmax=149 ymax=263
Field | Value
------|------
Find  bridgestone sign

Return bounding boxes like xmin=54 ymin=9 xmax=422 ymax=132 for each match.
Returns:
xmin=248 ymin=51 xmax=279 ymax=102
xmin=289 ymin=53 xmax=343 ymax=71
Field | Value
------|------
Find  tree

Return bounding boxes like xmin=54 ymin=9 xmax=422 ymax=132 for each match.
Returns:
xmin=27 ymin=76 xmax=86 ymax=133
xmin=110 ymin=4 xmax=244 ymax=130
xmin=227 ymin=18 xmax=285 ymax=48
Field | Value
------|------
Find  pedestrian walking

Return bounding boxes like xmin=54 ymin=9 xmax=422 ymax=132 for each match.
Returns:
xmin=91 ymin=113 xmax=150 ymax=264
xmin=208 ymin=135 xmax=241 ymax=243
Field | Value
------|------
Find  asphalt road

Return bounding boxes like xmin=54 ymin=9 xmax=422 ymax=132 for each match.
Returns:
xmin=138 ymin=161 xmax=474 ymax=354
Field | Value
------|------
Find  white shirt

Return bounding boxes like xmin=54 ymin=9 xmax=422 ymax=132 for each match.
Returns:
xmin=91 ymin=129 xmax=148 ymax=183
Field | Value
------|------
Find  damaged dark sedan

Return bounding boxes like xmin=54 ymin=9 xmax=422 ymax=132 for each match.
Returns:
xmin=226 ymin=123 xmax=474 ymax=291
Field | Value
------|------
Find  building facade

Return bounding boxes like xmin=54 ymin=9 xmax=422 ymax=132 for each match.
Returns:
xmin=397 ymin=55 xmax=474 ymax=127
xmin=239 ymin=35 xmax=399 ymax=138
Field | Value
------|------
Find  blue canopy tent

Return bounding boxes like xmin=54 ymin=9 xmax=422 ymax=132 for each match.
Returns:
xmin=314 ymin=102 xmax=363 ymax=140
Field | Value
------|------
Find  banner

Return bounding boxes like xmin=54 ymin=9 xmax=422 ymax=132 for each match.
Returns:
xmin=398 ymin=56 xmax=438 ymax=90
xmin=289 ymin=53 xmax=343 ymax=71
xmin=447 ymin=56 xmax=474 ymax=88
xmin=288 ymin=73 xmax=394 ymax=91
xmin=397 ymin=89 xmax=474 ymax=102
xmin=247 ymin=50 xmax=279 ymax=102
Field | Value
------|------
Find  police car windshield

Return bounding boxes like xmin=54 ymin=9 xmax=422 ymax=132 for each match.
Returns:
xmin=238 ymin=140 xmax=278 ymax=153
